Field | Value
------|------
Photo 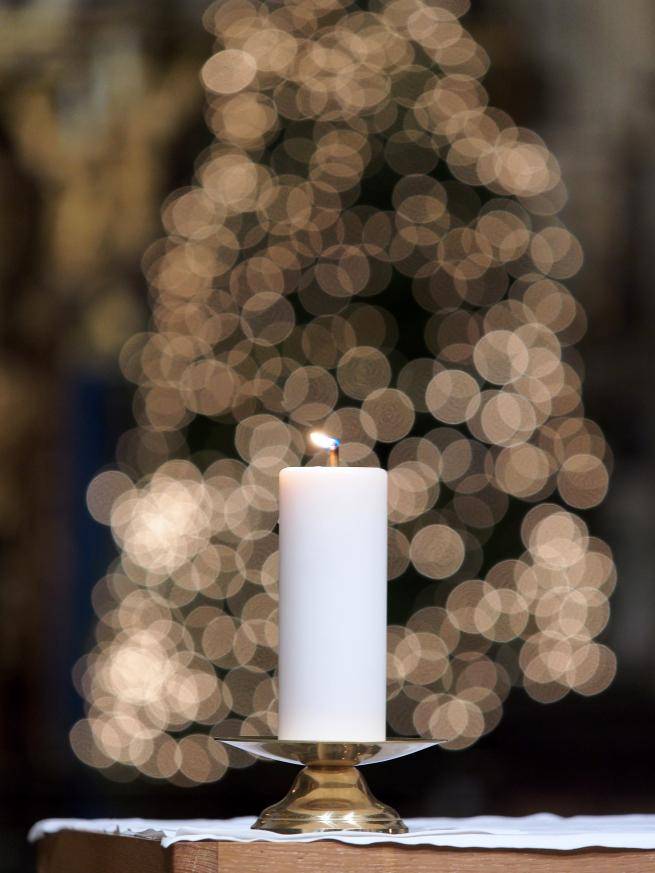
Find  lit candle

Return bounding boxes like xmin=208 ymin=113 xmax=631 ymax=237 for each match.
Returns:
xmin=277 ymin=433 xmax=388 ymax=741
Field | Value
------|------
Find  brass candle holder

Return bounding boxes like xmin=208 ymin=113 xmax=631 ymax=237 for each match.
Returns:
xmin=214 ymin=736 xmax=441 ymax=834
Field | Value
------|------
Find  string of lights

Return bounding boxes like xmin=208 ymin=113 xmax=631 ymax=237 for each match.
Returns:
xmin=72 ymin=0 xmax=616 ymax=786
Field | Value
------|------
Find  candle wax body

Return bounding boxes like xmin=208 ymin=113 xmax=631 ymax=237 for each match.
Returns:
xmin=277 ymin=466 xmax=388 ymax=742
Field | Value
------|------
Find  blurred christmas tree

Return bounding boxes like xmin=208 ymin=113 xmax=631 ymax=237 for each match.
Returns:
xmin=74 ymin=0 xmax=616 ymax=786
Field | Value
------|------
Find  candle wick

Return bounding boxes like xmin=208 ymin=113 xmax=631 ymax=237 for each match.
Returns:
xmin=328 ymin=445 xmax=339 ymax=467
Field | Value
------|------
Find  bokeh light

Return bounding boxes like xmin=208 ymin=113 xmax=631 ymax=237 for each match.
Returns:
xmin=72 ymin=0 xmax=616 ymax=782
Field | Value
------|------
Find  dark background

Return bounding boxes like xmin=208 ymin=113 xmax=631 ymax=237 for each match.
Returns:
xmin=1 ymin=1 xmax=654 ymax=870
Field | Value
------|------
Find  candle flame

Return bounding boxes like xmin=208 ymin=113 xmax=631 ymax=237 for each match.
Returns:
xmin=310 ymin=431 xmax=341 ymax=450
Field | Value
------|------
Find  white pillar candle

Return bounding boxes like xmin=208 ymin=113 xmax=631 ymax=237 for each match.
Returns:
xmin=277 ymin=463 xmax=388 ymax=741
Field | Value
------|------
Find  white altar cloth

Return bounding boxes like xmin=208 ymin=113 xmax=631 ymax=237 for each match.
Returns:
xmin=28 ymin=814 xmax=655 ymax=851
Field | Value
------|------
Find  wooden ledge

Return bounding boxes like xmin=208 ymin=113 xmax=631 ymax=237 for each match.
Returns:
xmin=36 ymin=829 xmax=655 ymax=873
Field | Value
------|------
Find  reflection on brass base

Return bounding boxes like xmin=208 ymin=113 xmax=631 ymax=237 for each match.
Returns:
xmin=255 ymin=763 xmax=406 ymax=834
xmin=214 ymin=737 xmax=442 ymax=835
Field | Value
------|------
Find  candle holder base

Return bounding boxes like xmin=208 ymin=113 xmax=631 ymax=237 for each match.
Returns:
xmin=255 ymin=761 xmax=406 ymax=834
xmin=214 ymin=737 xmax=441 ymax=835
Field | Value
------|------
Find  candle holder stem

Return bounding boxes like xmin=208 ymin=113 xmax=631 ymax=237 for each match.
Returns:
xmin=255 ymin=762 xmax=405 ymax=834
